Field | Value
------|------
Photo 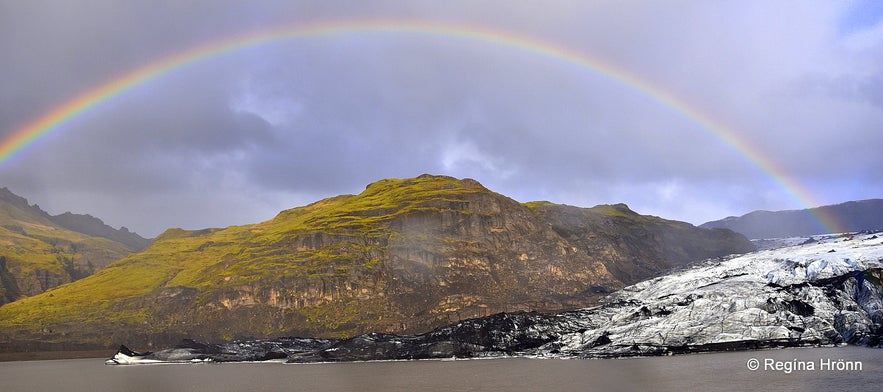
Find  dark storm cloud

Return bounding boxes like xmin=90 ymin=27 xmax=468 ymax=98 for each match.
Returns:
xmin=0 ymin=1 xmax=880 ymax=236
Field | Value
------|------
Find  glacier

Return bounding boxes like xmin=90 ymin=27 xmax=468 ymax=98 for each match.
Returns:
xmin=544 ymin=231 xmax=882 ymax=357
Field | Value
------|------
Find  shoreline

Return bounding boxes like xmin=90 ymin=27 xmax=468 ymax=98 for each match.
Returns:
xmin=0 ymin=350 xmax=115 ymax=362
xmin=2 ymin=345 xmax=877 ymax=364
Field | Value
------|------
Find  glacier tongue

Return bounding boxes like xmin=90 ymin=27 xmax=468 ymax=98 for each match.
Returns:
xmin=106 ymin=232 xmax=883 ymax=364
xmin=544 ymin=232 xmax=883 ymax=357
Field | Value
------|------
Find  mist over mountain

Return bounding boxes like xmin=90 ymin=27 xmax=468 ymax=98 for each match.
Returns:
xmin=0 ymin=175 xmax=753 ymax=350
xmin=701 ymin=199 xmax=883 ymax=239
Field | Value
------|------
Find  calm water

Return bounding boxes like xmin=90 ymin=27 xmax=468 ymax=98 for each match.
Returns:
xmin=1 ymin=346 xmax=880 ymax=392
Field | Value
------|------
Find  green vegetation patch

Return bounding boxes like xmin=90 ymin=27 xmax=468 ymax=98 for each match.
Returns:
xmin=0 ymin=175 xmax=496 ymax=337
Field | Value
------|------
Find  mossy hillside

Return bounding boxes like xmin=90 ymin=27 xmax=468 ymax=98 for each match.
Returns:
xmin=0 ymin=227 xmax=188 ymax=326
xmin=0 ymin=175 xmax=754 ymax=348
xmin=267 ymin=175 xmax=490 ymax=236
xmin=0 ymin=222 xmax=234 ymax=327
xmin=179 ymin=175 xmax=490 ymax=285
xmin=186 ymin=175 xmax=492 ymax=284
xmin=0 ymin=178 xmax=674 ymax=330
xmin=0 ymin=176 xmax=493 ymax=336
xmin=0 ymin=227 xmax=68 ymax=276
xmin=0 ymin=198 xmax=136 ymax=302
xmin=525 ymin=201 xmax=672 ymax=223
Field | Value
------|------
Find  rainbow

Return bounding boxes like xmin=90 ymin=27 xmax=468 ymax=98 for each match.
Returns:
xmin=0 ymin=18 xmax=846 ymax=234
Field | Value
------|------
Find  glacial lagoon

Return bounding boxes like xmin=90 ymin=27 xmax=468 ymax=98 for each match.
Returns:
xmin=1 ymin=346 xmax=880 ymax=392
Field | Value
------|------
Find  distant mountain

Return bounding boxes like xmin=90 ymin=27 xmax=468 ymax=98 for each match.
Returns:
xmin=0 ymin=175 xmax=753 ymax=350
xmin=0 ymin=188 xmax=147 ymax=305
xmin=50 ymin=212 xmax=150 ymax=251
xmin=701 ymin=199 xmax=883 ymax=239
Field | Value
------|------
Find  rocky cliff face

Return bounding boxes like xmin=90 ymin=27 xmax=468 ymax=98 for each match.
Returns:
xmin=531 ymin=202 xmax=752 ymax=284
xmin=106 ymin=231 xmax=883 ymax=364
xmin=0 ymin=175 xmax=753 ymax=350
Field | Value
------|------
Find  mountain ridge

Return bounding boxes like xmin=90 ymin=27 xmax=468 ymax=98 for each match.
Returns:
xmin=0 ymin=175 xmax=753 ymax=351
xmin=701 ymin=199 xmax=883 ymax=239
xmin=50 ymin=212 xmax=150 ymax=251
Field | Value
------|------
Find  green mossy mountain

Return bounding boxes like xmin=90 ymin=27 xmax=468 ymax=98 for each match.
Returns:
xmin=0 ymin=175 xmax=753 ymax=350
xmin=0 ymin=188 xmax=147 ymax=306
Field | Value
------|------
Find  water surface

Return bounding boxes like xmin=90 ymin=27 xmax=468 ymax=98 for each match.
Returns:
xmin=1 ymin=346 xmax=880 ymax=391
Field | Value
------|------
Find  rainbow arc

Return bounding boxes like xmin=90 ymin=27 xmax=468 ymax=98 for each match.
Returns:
xmin=0 ymin=19 xmax=846 ymax=234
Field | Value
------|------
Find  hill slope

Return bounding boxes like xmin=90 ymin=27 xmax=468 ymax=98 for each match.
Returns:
xmin=0 ymin=175 xmax=753 ymax=350
xmin=701 ymin=199 xmax=883 ymax=239
xmin=0 ymin=188 xmax=146 ymax=305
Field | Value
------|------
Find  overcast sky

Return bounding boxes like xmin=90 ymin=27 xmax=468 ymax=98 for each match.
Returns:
xmin=1 ymin=1 xmax=881 ymax=238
